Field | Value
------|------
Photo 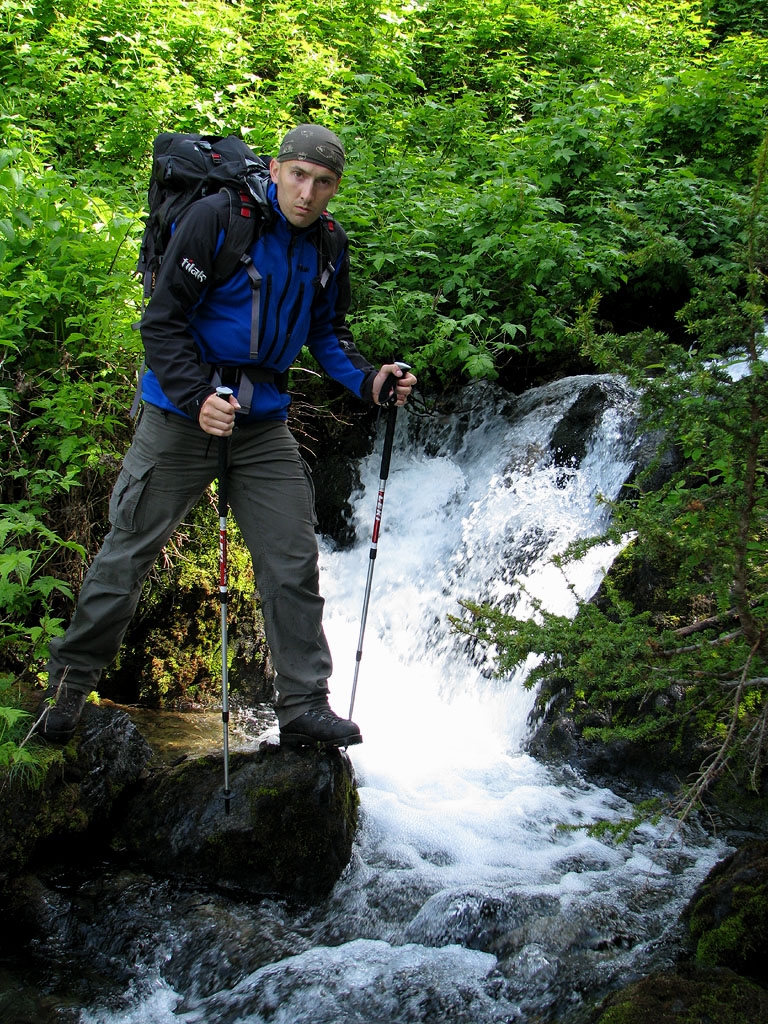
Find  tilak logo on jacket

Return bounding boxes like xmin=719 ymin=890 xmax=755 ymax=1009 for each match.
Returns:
xmin=181 ymin=256 xmax=207 ymax=283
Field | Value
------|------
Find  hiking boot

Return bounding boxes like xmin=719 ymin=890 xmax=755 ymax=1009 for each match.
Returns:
xmin=34 ymin=683 xmax=88 ymax=744
xmin=280 ymin=707 xmax=362 ymax=749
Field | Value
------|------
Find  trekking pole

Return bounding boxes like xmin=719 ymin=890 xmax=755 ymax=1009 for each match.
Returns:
xmin=216 ymin=386 xmax=233 ymax=814
xmin=349 ymin=363 xmax=410 ymax=721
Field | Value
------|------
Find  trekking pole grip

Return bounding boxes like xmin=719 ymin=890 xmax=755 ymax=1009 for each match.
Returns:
xmin=379 ymin=362 xmax=410 ymax=407
xmin=378 ymin=362 xmax=409 ymax=479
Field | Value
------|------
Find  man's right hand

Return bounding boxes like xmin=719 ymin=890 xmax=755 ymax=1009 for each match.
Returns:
xmin=199 ymin=391 xmax=241 ymax=436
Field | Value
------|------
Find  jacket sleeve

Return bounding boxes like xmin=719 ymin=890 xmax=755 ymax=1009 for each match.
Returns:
xmin=139 ymin=194 xmax=230 ymax=421
xmin=307 ymin=246 xmax=378 ymax=403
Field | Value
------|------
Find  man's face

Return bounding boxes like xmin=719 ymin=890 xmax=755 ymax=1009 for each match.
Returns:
xmin=270 ymin=158 xmax=341 ymax=228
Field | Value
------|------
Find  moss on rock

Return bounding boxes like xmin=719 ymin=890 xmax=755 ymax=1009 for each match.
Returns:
xmin=683 ymin=839 xmax=768 ymax=984
xmin=591 ymin=963 xmax=768 ymax=1023
xmin=115 ymin=742 xmax=359 ymax=900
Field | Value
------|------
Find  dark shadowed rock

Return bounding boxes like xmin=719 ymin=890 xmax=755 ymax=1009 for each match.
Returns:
xmin=590 ymin=962 xmax=768 ymax=1023
xmin=549 ymin=380 xmax=619 ymax=470
xmin=2 ymin=703 xmax=359 ymax=904
xmin=0 ymin=703 xmax=152 ymax=881
xmin=114 ymin=740 xmax=359 ymax=900
xmin=77 ymin=703 xmax=155 ymax=805
xmin=682 ymin=839 xmax=768 ymax=984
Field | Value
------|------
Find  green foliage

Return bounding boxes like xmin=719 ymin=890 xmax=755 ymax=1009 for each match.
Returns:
xmin=454 ymin=130 xmax=768 ymax=817
xmin=2 ymin=0 xmax=765 ymax=389
xmin=703 ymin=0 xmax=768 ymax=41
xmin=1 ymin=0 xmax=768 ymax=789
xmin=0 ymin=143 xmax=138 ymax=773
xmin=0 ymin=144 xmax=139 ymax=687
xmin=0 ymin=703 xmax=32 ymax=766
xmin=0 ymin=675 xmax=62 ymax=786
xmin=559 ymin=797 xmax=663 ymax=844
xmin=641 ymin=33 xmax=768 ymax=182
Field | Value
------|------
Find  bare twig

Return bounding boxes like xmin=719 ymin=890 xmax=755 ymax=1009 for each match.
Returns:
xmin=671 ymin=639 xmax=759 ymax=821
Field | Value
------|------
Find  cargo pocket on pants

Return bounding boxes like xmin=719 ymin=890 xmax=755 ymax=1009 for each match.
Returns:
xmin=108 ymin=454 xmax=154 ymax=533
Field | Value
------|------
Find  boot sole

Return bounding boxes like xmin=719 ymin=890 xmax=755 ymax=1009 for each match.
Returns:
xmin=35 ymin=723 xmax=78 ymax=745
xmin=280 ymin=731 xmax=363 ymax=749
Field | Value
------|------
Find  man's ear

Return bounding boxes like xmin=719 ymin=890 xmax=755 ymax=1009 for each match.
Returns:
xmin=269 ymin=158 xmax=280 ymax=184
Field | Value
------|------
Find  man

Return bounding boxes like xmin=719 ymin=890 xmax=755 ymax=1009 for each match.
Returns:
xmin=35 ymin=124 xmax=416 ymax=747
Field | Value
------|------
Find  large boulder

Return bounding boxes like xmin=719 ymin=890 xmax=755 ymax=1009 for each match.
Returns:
xmin=114 ymin=740 xmax=359 ymax=900
xmin=682 ymin=839 xmax=768 ymax=984
xmin=0 ymin=703 xmax=153 ymax=883
xmin=1 ymin=703 xmax=359 ymax=903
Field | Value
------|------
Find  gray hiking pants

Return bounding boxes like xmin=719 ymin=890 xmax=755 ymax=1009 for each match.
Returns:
xmin=46 ymin=405 xmax=333 ymax=726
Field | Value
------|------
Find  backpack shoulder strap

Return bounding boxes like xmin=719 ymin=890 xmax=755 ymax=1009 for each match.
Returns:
xmin=212 ymin=188 xmax=260 ymax=282
xmin=316 ymin=212 xmax=348 ymax=290
xmin=214 ymin=187 xmax=265 ymax=361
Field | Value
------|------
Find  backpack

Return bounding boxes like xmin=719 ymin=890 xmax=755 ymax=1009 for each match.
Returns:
xmin=136 ymin=132 xmax=272 ymax=305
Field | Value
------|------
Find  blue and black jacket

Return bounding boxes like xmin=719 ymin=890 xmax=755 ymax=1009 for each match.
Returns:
xmin=139 ymin=181 xmax=377 ymax=423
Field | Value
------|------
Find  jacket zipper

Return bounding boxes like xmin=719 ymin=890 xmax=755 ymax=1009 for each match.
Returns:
xmin=272 ymin=281 xmax=305 ymax=366
xmin=260 ymin=233 xmax=295 ymax=364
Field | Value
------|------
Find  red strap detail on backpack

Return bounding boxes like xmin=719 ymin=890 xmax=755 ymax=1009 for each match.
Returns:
xmin=239 ymin=190 xmax=253 ymax=218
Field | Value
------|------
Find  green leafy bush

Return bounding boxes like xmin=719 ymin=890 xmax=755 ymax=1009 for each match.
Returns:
xmin=454 ymin=131 xmax=768 ymax=814
xmin=0 ymin=146 xmax=138 ymax=683
xmin=1 ymin=0 xmax=767 ymax=788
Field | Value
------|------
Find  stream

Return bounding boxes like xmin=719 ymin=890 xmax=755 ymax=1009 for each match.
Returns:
xmin=7 ymin=376 xmax=728 ymax=1024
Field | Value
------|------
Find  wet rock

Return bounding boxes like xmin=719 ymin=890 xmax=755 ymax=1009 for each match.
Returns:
xmin=549 ymin=379 xmax=623 ymax=471
xmin=1 ymin=704 xmax=359 ymax=905
xmin=77 ymin=702 xmax=155 ymax=807
xmin=682 ymin=838 xmax=768 ymax=984
xmin=2 ymin=865 xmax=309 ymax=1012
xmin=114 ymin=739 xmax=359 ymax=900
xmin=590 ymin=962 xmax=768 ymax=1023
xmin=525 ymin=697 xmax=681 ymax=803
xmin=0 ymin=703 xmax=152 ymax=881
xmin=402 ymin=887 xmax=561 ymax=957
xmin=586 ymin=840 xmax=768 ymax=1023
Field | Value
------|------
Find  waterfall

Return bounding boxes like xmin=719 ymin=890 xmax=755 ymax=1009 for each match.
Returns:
xmin=76 ymin=375 xmax=726 ymax=1024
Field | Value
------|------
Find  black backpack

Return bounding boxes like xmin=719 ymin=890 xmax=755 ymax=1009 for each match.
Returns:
xmin=136 ymin=132 xmax=272 ymax=304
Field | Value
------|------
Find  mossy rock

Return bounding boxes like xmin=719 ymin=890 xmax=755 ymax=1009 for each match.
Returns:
xmin=683 ymin=839 xmax=768 ymax=984
xmin=115 ymin=741 xmax=359 ymax=900
xmin=591 ymin=962 xmax=768 ymax=1023
xmin=0 ymin=705 xmax=152 ymax=884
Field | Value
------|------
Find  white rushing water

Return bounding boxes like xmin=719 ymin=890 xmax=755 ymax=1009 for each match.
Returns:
xmin=81 ymin=376 xmax=728 ymax=1024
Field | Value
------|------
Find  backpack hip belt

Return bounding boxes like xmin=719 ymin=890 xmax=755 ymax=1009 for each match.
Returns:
xmin=206 ymin=364 xmax=288 ymax=416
